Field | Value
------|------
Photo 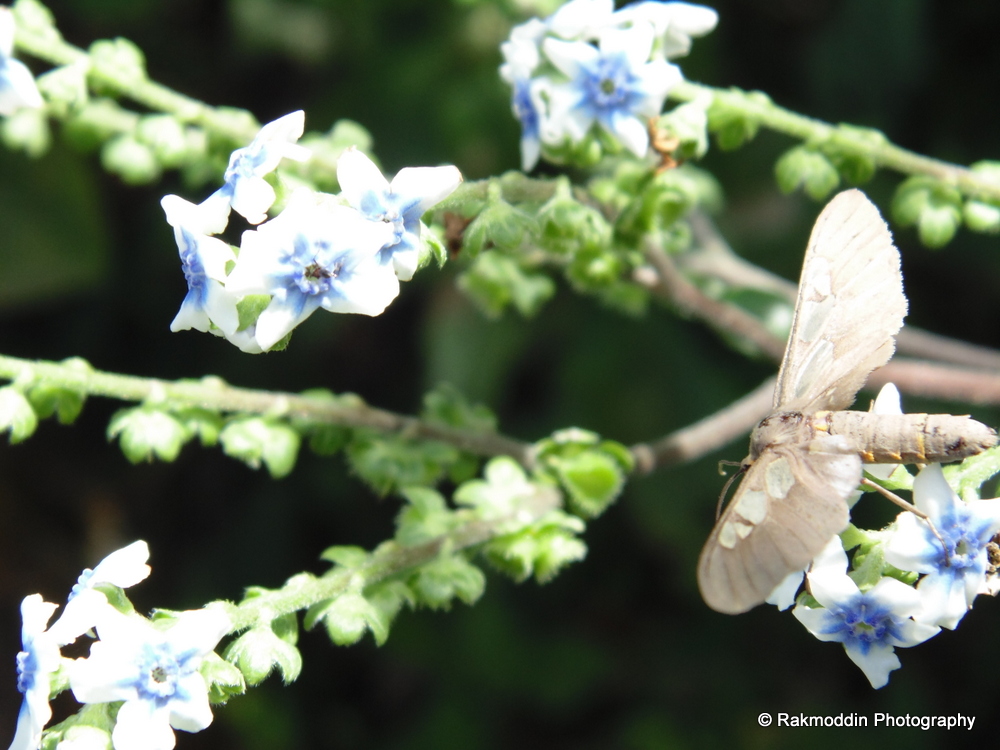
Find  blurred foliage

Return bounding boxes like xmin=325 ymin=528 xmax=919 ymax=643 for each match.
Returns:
xmin=2 ymin=0 xmax=1000 ymax=749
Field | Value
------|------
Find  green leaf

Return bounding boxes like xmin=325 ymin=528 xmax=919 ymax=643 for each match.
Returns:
xmin=219 ymin=417 xmax=301 ymax=478
xmin=309 ymin=591 xmax=385 ymax=646
xmin=236 ymin=294 xmax=272 ymax=331
xmin=107 ymin=406 xmax=188 ymax=462
xmin=942 ymin=445 xmax=1000 ymax=501
xmin=346 ymin=432 xmax=458 ymax=495
xmin=0 ymin=387 xmax=38 ymax=443
xmin=88 ymin=37 xmax=148 ymax=88
xmin=202 ymin=650 xmax=247 ymax=701
xmin=535 ymin=178 xmax=612 ymax=257
xmin=421 ymin=382 xmax=496 ymax=432
xmin=26 ymin=382 xmax=85 ymax=425
xmin=101 ymin=135 xmax=160 ymax=185
xmin=484 ymin=511 xmax=588 ymax=583
xmin=411 ymin=554 xmax=485 ymax=609
xmin=774 ymin=146 xmax=839 ymax=200
xmin=364 ymin=580 xmax=415 ymax=645
xmin=552 ymin=449 xmax=626 ymax=518
xmin=319 ymin=545 xmax=371 ymax=569
xmin=964 ymin=200 xmax=1000 ymax=234
xmin=396 ymin=486 xmax=459 ymax=546
xmin=223 ymin=625 xmax=302 ymax=686
xmin=461 ymin=183 xmax=536 ymax=258
xmin=706 ymin=92 xmax=764 ymax=150
xmin=457 ymin=251 xmax=556 ymax=319
xmin=173 ymin=407 xmax=224 ymax=447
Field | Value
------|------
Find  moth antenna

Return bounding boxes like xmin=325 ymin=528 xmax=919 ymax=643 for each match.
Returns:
xmin=860 ymin=477 xmax=949 ymax=563
xmin=717 ymin=459 xmax=742 ymax=476
xmin=714 ymin=464 xmax=747 ymax=521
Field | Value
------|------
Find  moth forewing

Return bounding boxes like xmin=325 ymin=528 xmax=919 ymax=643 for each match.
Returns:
xmin=772 ymin=189 xmax=907 ymax=412
xmin=697 ymin=434 xmax=860 ymax=615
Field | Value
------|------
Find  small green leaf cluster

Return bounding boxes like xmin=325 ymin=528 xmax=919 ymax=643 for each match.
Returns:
xmin=225 ymin=458 xmax=586 ymax=678
xmin=534 ymin=428 xmax=633 ymax=518
xmin=892 ymin=168 xmax=1000 ymax=249
xmin=0 ymin=358 xmax=89 ymax=443
xmin=451 ymin=161 xmax=720 ymax=318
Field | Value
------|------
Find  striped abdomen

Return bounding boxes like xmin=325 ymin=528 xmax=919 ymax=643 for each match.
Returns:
xmin=820 ymin=411 xmax=998 ymax=464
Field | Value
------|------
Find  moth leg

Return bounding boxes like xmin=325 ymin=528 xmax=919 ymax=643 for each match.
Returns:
xmin=860 ymin=477 xmax=949 ymax=561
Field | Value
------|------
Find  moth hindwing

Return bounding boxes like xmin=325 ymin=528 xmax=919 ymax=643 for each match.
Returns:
xmin=698 ymin=189 xmax=905 ymax=615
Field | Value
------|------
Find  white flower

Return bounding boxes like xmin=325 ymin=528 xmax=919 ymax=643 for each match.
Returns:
xmin=0 ymin=7 xmax=43 ymax=116
xmin=70 ymin=608 xmax=231 ymax=750
xmin=208 ymin=111 xmax=311 ymax=225
xmin=544 ymin=23 xmax=682 ymax=157
xmin=547 ymin=0 xmax=615 ymax=41
xmin=884 ymin=464 xmax=1000 ymax=629
xmin=47 ymin=541 xmax=152 ymax=647
xmin=161 ymin=196 xmax=241 ymax=338
xmin=225 ymin=195 xmax=399 ymax=350
xmin=8 ymin=596 xmax=62 ymax=750
xmin=499 ymin=18 xmax=547 ymax=83
xmin=792 ymin=537 xmax=939 ymax=689
xmin=336 ymin=148 xmax=462 ymax=280
xmin=612 ymin=2 xmax=719 ymax=59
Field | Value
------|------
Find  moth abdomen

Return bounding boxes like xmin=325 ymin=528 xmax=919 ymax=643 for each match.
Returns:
xmin=823 ymin=411 xmax=997 ymax=464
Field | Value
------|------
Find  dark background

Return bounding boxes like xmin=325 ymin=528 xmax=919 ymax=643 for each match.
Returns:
xmin=2 ymin=1 xmax=1000 ymax=748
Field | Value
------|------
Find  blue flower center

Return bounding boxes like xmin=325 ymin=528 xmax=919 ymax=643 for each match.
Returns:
xmin=581 ymin=53 xmax=640 ymax=112
xmin=135 ymin=642 xmax=195 ymax=708
xmin=279 ymin=234 xmax=352 ymax=298
xmin=827 ymin=596 xmax=901 ymax=654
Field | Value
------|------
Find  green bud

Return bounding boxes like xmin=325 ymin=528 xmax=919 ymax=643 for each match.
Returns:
xmin=36 ymin=62 xmax=89 ymax=117
xmin=107 ymin=407 xmax=188 ymax=463
xmin=137 ymin=115 xmax=188 ymax=168
xmin=411 ymin=554 xmax=485 ymax=609
xmin=461 ymin=183 xmax=536 ymax=258
xmin=101 ymin=135 xmax=160 ymax=184
xmin=88 ymin=37 xmax=147 ymax=89
xmin=1 ymin=107 xmax=50 ymax=157
xmin=456 ymin=251 xmax=555 ymax=319
xmin=224 ymin=625 xmax=301 ymax=685
xmin=219 ymin=417 xmax=301 ymax=478
xmin=964 ymin=200 xmax=1000 ymax=234
xmin=774 ymin=146 xmax=839 ymax=200
xmin=27 ymin=382 xmax=85 ymax=424
xmin=0 ymin=387 xmax=38 ymax=443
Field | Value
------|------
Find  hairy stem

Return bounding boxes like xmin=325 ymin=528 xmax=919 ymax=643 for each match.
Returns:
xmin=0 ymin=354 xmax=536 ymax=466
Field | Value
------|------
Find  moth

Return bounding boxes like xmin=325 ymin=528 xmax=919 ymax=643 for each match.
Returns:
xmin=697 ymin=188 xmax=998 ymax=615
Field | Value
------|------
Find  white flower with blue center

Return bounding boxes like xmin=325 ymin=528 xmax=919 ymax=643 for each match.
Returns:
xmin=70 ymin=608 xmax=231 ymax=750
xmin=543 ymin=23 xmax=682 ymax=158
xmin=226 ymin=194 xmax=399 ymax=350
xmin=8 ymin=596 xmax=62 ymax=750
xmin=0 ymin=7 xmax=43 ymax=116
xmin=161 ymin=195 xmax=241 ymax=339
xmin=204 ymin=110 xmax=311 ymax=226
xmin=612 ymin=2 xmax=719 ymax=59
xmin=47 ymin=541 xmax=152 ymax=647
xmin=336 ymin=148 xmax=462 ymax=281
xmin=884 ymin=463 xmax=1000 ymax=630
xmin=792 ymin=537 xmax=939 ymax=688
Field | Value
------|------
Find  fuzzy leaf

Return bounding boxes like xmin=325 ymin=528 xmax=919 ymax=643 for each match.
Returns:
xmin=220 ymin=417 xmax=301 ymax=478
xmin=411 ymin=554 xmax=486 ymax=609
xmin=0 ymin=387 xmax=38 ymax=443
xmin=107 ymin=407 xmax=188 ymax=462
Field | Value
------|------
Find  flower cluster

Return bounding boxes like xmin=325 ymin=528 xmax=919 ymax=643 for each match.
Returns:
xmin=7 ymin=542 xmax=232 ymax=750
xmin=499 ymin=0 xmax=717 ymax=170
xmin=0 ymin=6 xmax=43 ymax=116
xmin=767 ymin=384 xmax=1000 ymax=688
xmin=163 ymin=111 xmax=462 ymax=352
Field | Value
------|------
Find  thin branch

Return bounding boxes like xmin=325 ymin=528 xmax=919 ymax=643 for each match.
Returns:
xmin=0 ymin=355 xmax=536 ymax=468
xmin=685 ymin=209 xmax=1000 ymax=371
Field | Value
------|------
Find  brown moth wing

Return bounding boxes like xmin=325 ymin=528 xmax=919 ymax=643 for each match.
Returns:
xmin=771 ymin=189 xmax=907 ymax=412
xmin=697 ymin=434 xmax=861 ymax=615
